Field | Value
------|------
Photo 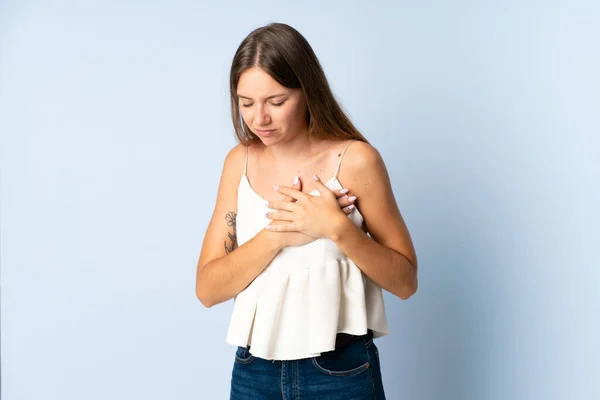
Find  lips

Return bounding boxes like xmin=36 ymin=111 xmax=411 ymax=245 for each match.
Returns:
xmin=256 ymin=129 xmax=276 ymax=137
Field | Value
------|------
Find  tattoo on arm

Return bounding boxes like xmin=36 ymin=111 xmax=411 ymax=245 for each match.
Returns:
xmin=224 ymin=211 xmax=237 ymax=254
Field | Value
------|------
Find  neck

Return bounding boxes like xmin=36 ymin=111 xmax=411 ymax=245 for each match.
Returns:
xmin=263 ymin=132 xmax=322 ymax=165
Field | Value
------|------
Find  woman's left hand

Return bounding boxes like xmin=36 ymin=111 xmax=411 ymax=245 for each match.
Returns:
xmin=265 ymin=175 xmax=348 ymax=239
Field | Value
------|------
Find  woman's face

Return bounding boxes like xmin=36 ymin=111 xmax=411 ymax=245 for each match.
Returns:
xmin=236 ymin=67 xmax=308 ymax=145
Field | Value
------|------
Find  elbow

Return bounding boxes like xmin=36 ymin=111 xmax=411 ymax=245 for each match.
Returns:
xmin=197 ymin=293 xmax=215 ymax=308
xmin=398 ymin=282 xmax=418 ymax=300
xmin=196 ymin=285 xmax=215 ymax=308
xmin=196 ymin=283 xmax=228 ymax=308
xmin=196 ymin=272 xmax=230 ymax=308
xmin=196 ymin=263 xmax=217 ymax=308
xmin=198 ymin=295 xmax=214 ymax=308
xmin=390 ymin=252 xmax=418 ymax=300
xmin=396 ymin=269 xmax=418 ymax=300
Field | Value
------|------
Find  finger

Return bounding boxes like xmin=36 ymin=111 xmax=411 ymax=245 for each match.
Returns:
xmin=265 ymin=222 xmax=296 ymax=232
xmin=333 ymin=188 xmax=350 ymax=199
xmin=281 ymin=176 xmax=302 ymax=202
xmin=266 ymin=201 xmax=296 ymax=212
xmin=338 ymin=195 xmax=357 ymax=208
xmin=311 ymin=175 xmax=335 ymax=198
xmin=265 ymin=210 xmax=296 ymax=221
xmin=343 ymin=204 xmax=356 ymax=214
xmin=276 ymin=185 xmax=309 ymax=201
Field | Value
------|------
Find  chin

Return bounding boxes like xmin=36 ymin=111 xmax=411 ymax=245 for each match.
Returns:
xmin=259 ymin=139 xmax=277 ymax=147
xmin=256 ymin=135 xmax=281 ymax=146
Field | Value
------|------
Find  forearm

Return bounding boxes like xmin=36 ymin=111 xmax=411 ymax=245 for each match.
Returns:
xmin=329 ymin=216 xmax=418 ymax=300
xmin=196 ymin=229 xmax=281 ymax=307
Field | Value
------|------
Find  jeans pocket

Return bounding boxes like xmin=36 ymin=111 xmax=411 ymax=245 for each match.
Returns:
xmin=311 ymin=341 xmax=371 ymax=377
xmin=234 ymin=346 xmax=256 ymax=364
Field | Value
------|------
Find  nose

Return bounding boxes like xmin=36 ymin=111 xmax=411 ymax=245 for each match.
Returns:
xmin=255 ymin=104 xmax=271 ymax=126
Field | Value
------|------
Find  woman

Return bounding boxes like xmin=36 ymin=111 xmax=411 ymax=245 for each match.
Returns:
xmin=196 ymin=23 xmax=418 ymax=399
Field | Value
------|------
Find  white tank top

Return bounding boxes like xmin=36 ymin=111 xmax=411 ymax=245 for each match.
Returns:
xmin=225 ymin=141 xmax=390 ymax=360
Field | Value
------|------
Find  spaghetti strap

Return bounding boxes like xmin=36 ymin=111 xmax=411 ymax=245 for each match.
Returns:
xmin=243 ymin=146 xmax=248 ymax=176
xmin=333 ymin=141 xmax=355 ymax=179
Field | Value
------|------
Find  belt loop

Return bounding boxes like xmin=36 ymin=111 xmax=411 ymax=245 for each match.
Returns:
xmin=361 ymin=329 xmax=374 ymax=347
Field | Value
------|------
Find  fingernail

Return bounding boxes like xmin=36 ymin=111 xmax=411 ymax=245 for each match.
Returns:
xmin=340 ymin=188 xmax=349 ymax=194
xmin=265 ymin=225 xmax=272 ymax=230
xmin=348 ymin=196 xmax=357 ymax=202
xmin=264 ymin=201 xmax=270 ymax=207
xmin=274 ymin=185 xmax=279 ymax=190
xmin=293 ymin=175 xmax=299 ymax=185
xmin=313 ymin=174 xmax=319 ymax=180
xmin=347 ymin=204 xmax=355 ymax=210
xmin=265 ymin=212 xmax=269 ymax=217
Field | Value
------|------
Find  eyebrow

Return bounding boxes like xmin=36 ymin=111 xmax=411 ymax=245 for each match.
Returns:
xmin=236 ymin=93 xmax=287 ymax=101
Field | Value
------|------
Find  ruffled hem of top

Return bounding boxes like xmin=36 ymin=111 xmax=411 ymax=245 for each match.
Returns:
xmin=225 ymin=258 xmax=390 ymax=361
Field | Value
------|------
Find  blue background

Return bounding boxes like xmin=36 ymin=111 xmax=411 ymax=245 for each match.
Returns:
xmin=1 ymin=1 xmax=598 ymax=399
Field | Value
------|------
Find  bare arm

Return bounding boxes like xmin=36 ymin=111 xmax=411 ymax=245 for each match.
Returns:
xmin=195 ymin=144 xmax=282 ymax=308
xmin=328 ymin=142 xmax=418 ymax=300
xmin=197 ymin=230 xmax=282 ymax=308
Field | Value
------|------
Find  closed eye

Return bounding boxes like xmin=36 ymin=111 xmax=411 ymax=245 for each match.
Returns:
xmin=241 ymin=101 xmax=285 ymax=108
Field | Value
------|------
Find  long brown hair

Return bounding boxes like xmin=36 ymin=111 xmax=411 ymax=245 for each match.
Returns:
xmin=229 ymin=23 xmax=369 ymax=145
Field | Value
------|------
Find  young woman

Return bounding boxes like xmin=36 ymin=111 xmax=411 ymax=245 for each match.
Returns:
xmin=196 ymin=22 xmax=418 ymax=400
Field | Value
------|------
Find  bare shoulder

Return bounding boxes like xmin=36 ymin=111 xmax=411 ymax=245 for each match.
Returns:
xmin=222 ymin=143 xmax=247 ymax=174
xmin=348 ymin=140 xmax=382 ymax=164
xmin=341 ymin=141 xmax=388 ymax=184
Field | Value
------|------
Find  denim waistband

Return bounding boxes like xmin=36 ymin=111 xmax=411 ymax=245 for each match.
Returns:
xmin=334 ymin=329 xmax=373 ymax=349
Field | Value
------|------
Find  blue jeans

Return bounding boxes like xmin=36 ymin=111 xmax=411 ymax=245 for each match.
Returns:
xmin=230 ymin=330 xmax=386 ymax=399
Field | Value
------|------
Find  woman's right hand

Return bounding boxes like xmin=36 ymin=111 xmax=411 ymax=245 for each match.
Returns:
xmin=265 ymin=177 xmax=358 ymax=248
